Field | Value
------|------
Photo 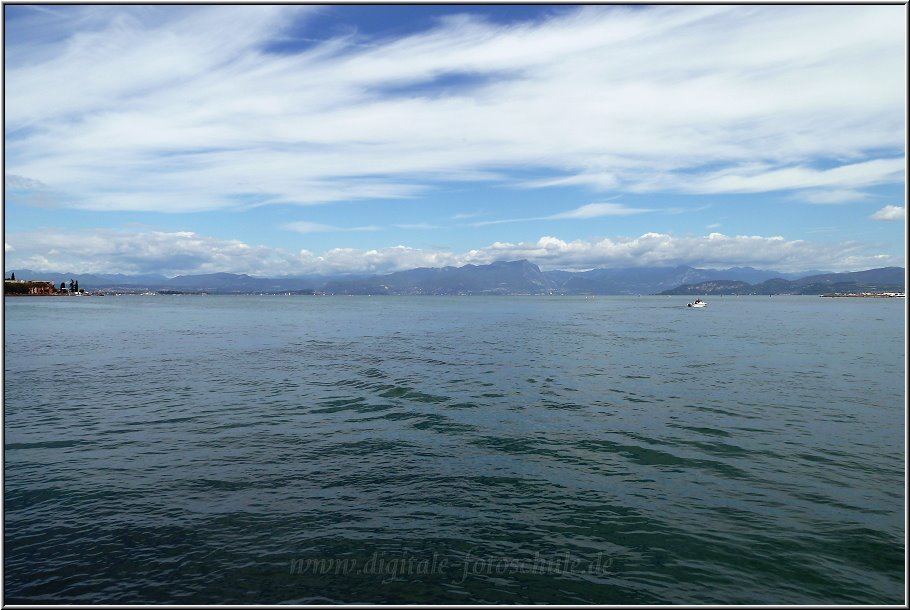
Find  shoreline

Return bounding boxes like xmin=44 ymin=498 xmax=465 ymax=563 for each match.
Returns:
xmin=820 ymin=293 xmax=905 ymax=298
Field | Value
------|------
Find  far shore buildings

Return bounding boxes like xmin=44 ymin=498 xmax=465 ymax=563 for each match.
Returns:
xmin=27 ymin=282 xmax=57 ymax=295
xmin=4 ymin=273 xmax=91 ymax=295
xmin=4 ymin=278 xmax=64 ymax=295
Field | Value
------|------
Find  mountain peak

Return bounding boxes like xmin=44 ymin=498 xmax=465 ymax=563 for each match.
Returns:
xmin=490 ymin=259 xmax=541 ymax=272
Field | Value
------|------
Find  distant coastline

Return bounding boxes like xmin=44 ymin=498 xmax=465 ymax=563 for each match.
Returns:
xmin=820 ymin=292 xmax=905 ymax=298
xmin=4 ymin=262 xmax=906 ymax=297
xmin=4 ymin=277 xmax=98 ymax=296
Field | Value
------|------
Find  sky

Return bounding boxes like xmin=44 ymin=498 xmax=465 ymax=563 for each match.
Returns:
xmin=3 ymin=4 xmax=907 ymax=277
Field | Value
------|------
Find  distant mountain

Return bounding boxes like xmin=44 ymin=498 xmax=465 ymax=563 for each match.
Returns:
xmin=660 ymin=267 xmax=905 ymax=295
xmin=658 ymin=280 xmax=753 ymax=295
xmin=166 ymin=272 xmax=315 ymax=293
xmin=790 ymin=267 xmax=905 ymax=287
xmin=7 ymin=263 xmax=901 ymax=296
xmin=322 ymin=260 xmax=558 ymax=295
xmin=545 ymin=265 xmax=814 ymax=295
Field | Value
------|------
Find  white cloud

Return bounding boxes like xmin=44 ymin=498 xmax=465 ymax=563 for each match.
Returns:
xmin=472 ymin=201 xmax=654 ymax=226
xmin=548 ymin=202 xmax=654 ymax=219
xmin=635 ymin=158 xmax=906 ymax=195
xmin=870 ymin=205 xmax=906 ymax=221
xmin=4 ymin=229 xmax=287 ymax=276
xmin=802 ymin=189 xmax=871 ymax=204
xmin=3 ymin=228 xmax=902 ymax=276
xmin=393 ymin=223 xmax=440 ymax=230
xmin=4 ymin=5 xmax=905 ymax=212
xmin=283 ymin=221 xmax=380 ymax=234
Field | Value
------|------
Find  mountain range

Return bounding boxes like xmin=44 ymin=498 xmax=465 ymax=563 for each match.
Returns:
xmin=6 ymin=262 xmax=903 ymax=295
xmin=658 ymin=267 xmax=905 ymax=296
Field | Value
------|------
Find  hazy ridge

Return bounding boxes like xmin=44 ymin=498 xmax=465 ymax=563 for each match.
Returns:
xmin=6 ymin=261 xmax=903 ymax=295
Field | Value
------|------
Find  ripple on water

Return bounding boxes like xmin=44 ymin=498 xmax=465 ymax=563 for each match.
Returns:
xmin=2 ymin=296 xmax=904 ymax=604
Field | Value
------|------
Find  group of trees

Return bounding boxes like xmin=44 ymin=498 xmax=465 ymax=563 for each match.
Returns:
xmin=60 ymin=279 xmax=80 ymax=292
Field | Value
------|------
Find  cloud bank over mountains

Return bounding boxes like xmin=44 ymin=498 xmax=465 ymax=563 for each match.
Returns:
xmin=5 ymin=229 xmax=900 ymax=277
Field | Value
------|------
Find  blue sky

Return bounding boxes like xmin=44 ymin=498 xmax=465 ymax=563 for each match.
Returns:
xmin=3 ymin=4 xmax=906 ymax=276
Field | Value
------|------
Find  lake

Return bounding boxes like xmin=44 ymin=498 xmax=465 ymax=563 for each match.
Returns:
xmin=3 ymin=295 xmax=905 ymax=603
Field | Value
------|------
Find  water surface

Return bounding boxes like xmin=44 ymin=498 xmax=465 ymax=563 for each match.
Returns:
xmin=4 ymin=295 xmax=905 ymax=603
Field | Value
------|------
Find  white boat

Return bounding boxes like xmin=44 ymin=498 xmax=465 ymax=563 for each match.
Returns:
xmin=687 ymin=299 xmax=707 ymax=308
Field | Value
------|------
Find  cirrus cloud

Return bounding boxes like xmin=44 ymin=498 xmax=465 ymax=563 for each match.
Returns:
xmin=547 ymin=202 xmax=655 ymax=219
xmin=4 ymin=5 xmax=905 ymax=212
xmin=283 ymin=221 xmax=381 ymax=234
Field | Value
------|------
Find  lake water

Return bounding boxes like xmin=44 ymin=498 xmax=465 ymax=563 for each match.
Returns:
xmin=3 ymin=295 xmax=905 ymax=604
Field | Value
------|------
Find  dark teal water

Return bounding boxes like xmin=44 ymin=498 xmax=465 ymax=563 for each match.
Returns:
xmin=3 ymin=295 xmax=905 ymax=604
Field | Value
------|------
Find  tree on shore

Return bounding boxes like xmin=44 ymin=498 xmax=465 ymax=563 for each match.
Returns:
xmin=60 ymin=282 xmax=66 ymax=291
xmin=11 ymin=272 xmax=15 ymax=281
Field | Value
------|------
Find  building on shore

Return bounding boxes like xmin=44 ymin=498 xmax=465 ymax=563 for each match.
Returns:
xmin=4 ymin=280 xmax=59 ymax=295
xmin=820 ymin=291 xmax=905 ymax=298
